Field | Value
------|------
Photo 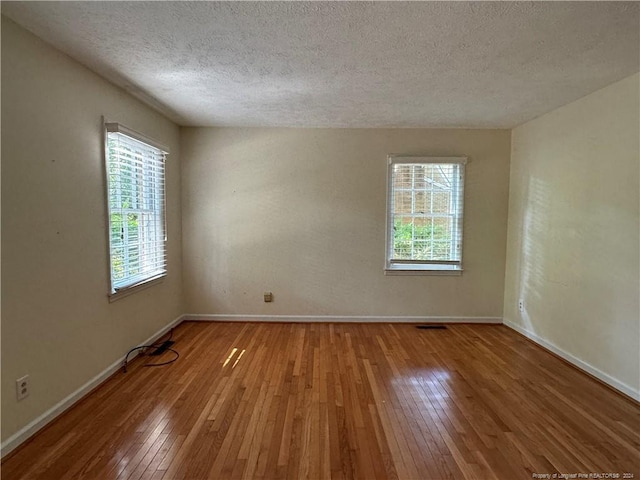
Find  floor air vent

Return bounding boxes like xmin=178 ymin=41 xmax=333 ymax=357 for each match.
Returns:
xmin=416 ymin=325 xmax=447 ymax=330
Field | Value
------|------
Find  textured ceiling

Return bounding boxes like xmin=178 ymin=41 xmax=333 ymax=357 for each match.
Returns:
xmin=2 ymin=1 xmax=639 ymax=128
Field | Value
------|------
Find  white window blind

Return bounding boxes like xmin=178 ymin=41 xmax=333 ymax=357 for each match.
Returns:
xmin=385 ymin=156 xmax=466 ymax=274
xmin=105 ymin=123 xmax=168 ymax=294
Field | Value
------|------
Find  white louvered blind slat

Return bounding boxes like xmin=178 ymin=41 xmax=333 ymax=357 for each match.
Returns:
xmin=105 ymin=124 xmax=168 ymax=293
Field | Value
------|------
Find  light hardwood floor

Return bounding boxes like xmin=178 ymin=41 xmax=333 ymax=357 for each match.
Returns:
xmin=2 ymin=322 xmax=639 ymax=479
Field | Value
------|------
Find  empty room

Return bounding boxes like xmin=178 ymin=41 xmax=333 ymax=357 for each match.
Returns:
xmin=1 ymin=1 xmax=639 ymax=479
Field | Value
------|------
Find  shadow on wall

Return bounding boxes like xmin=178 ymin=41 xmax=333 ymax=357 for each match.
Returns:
xmin=518 ymin=175 xmax=549 ymax=334
xmin=515 ymin=173 xmax=623 ymax=369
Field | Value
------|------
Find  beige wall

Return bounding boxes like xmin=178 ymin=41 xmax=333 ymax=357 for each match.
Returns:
xmin=1 ymin=17 xmax=184 ymax=442
xmin=504 ymin=73 xmax=640 ymax=398
xmin=181 ymin=127 xmax=511 ymax=318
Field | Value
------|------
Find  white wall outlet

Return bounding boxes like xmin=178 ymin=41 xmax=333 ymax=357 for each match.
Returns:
xmin=16 ymin=375 xmax=29 ymax=401
xmin=264 ymin=292 xmax=273 ymax=302
xmin=518 ymin=300 xmax=524 ymax=312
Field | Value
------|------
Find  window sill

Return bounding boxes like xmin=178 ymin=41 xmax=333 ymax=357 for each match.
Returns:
xmin=108 ymin=275 xmax=165 ymax=302
xmin=384 ymin=268 xmax=463 ymax=276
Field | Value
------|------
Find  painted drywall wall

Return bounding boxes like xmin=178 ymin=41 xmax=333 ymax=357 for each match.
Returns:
xmin=1 ymin=17 xmax=184 ymax=442
xmin=181 ymin=128 xmax=511 ymax=318
xmin=504 ymin=73 xmax=640 ymax=398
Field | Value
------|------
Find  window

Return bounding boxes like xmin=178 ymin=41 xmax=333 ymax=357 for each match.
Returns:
xmin=105 ymin=123 xmax=168 ymax=296
xmin=385 ymin=155 xmax=466 ymax=275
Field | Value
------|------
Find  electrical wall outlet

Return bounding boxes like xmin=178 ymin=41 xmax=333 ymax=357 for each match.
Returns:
xmin=518 ymin=300 xmax=524 ymax=312
xmin=264 ymin=292 xmax=273 ymax=302
xmin=16 ymin=375 xmax=29 ymax=401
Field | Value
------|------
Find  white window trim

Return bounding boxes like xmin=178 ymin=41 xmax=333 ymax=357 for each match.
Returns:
xmin=103 ymin=120 xmax=169 ymax=301
xmin=384 ymin=155 xmax=467 ymax=276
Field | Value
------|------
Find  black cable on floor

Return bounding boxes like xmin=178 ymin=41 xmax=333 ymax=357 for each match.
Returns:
xmin=143 ymin=348 xmax=179 ymax=368
xmin=122 ymin=328 xmax=179 ymax=373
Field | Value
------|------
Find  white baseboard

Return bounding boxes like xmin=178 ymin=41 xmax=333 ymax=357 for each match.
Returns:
xmin=0 ymin=314 xmax=186 ymax=459
xmin=184 ymin=313 xmax=502 ymax=324
xmin=503 ymin=319 xmax=640 ymax=402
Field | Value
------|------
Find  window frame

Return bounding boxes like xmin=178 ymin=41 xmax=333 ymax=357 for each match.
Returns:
xmin=384 ymin=155 xmax=467 ymax=276
xmin=103 ymin=121 xmax=169 ymax=300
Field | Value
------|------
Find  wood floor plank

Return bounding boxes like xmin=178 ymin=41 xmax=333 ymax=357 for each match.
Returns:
xmin=3 ymin=322 xmax=639 ymax=480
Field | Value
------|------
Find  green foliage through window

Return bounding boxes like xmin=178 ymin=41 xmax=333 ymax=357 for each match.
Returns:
xmin=393 ymin=220 xmax=452 ymax=260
